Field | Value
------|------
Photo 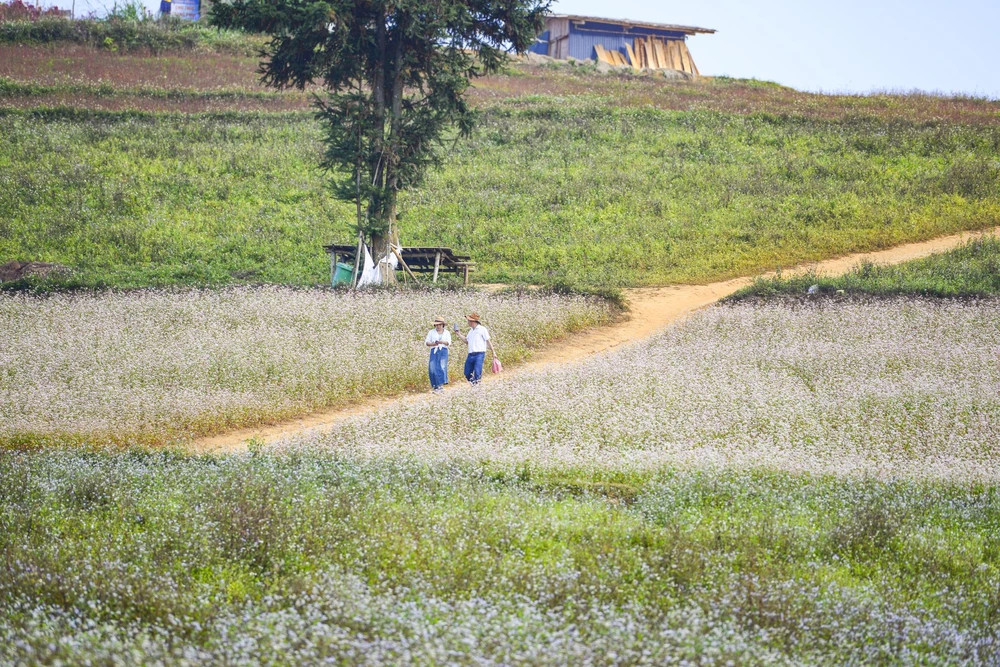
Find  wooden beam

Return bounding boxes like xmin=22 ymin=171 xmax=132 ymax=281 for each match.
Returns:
xmin=625 ymin=42 xmax=640 ymax=70
xmin=655 ymin=39 xmax=669 ymax=70
xmin=664 ymin=40 xmax=677 ymax=70
xmin=594 ymin=44 xmax=614 ymax=65
xmin=350 ymin=230 xmax=363 ymax=290
xmin=391 ymin=246 xmax=421 ymax=284
xmin=680 ymin=41 xmax=700 ymax=76
xmin=643 ymin=39 xmax=656 ymax=70
xmin=432 ymin=251 xmax=441 ymax=283
xmin=677 ymin=40 xmax=691 ymax=73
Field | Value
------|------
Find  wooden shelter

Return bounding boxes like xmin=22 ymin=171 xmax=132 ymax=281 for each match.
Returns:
xmin=529 ymin=14 xmax=715 ymax=76
xmin=324 ymin=244 xmax=476 ymax=286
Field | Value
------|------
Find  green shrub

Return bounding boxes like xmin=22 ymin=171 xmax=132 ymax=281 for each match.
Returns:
xmin=730 ymin=237 xmax=1000 ymax=300
xmin=0 ymin=15 xmax=261 ymax=54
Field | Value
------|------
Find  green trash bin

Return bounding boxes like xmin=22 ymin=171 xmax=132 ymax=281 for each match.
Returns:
xmin=332 ymin=262 xmax=354 ymax=286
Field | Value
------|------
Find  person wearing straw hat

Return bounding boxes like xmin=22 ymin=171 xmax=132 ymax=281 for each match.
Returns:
xmin=455 ymin=312 xmax=496 ymax=385
xmin=425 ymin=317 xmax=451 ymax=393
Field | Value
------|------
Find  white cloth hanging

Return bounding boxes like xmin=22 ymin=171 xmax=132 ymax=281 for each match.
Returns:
xmin=356 ymin=243 xmax=399 ymax=287
xmin=356 ymin=244 xmax=379 ymax=287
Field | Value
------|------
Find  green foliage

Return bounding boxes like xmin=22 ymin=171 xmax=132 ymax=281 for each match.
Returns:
xmin=0 ymin=110 xmax=338 ymax=289
xmin=210 ymin=0 xmax=549 ymax=244
xmin=1 ymin=453 xmax=998 ymax=660
xmin=0 ymin=15 xmax=264 ymax=54
xmin=731 ymin=237 xmax=1000 ymax=300
xmin=3 ymin=101 xmax=999 ymax=289
xmin=0 ymin=76 xmax=290 ymax=102
xmin=105 ymin=0 xmax=150 ymax=23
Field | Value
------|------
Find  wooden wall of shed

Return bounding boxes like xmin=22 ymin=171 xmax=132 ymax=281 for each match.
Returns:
xmin=545 ymin=17 xmax=570 ymax=59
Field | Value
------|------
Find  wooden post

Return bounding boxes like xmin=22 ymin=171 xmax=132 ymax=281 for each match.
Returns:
xmin=432 ymin=251 xmax=441 ymax=283
xmin=351 ymin=230 xmax=363 ymax=290
xmin=329 ymin=251 xmax=337 ymax=286
xmin=463 ymin=264 xmax=470 ymax=286
xmin=391 ymin=246 xmax=421 ymax=284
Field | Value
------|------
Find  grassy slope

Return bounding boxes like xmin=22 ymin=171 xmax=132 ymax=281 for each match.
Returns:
xmin=2 ymin=41 xmax=1000 ymax=289
xmin=730 ymin=236 xmax=1000 ymax=299
xmin=2 ymin=101 xmax=999 ymax=289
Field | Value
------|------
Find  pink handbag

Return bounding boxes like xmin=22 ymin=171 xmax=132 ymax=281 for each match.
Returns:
xmin=491 ymin=358 xmax=503 ymax=374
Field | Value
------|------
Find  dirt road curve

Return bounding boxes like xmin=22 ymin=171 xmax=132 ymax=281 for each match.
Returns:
xmin=191 ymin=227 xmax=999 ymax=454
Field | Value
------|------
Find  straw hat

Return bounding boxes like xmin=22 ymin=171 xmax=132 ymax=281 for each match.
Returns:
xmin=433 ymin=317 xmax=446 ymax=326
xmin=465 ymin=312 xmax=481 ymax=323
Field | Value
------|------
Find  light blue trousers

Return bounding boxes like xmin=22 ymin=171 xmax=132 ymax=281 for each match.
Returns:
xmin=428 ymin=348 xmax=449 ymax=389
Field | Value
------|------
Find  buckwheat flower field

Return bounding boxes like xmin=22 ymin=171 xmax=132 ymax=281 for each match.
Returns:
xmin=0 ymin=286 xmax=616 ymax=448
xmin=1 ymin=454 xmax=998 ymax=664
xmin=299 ymin=299 xmax=1000 ymax=482
xmin=3 ymin=296 xmax=999 ymax=663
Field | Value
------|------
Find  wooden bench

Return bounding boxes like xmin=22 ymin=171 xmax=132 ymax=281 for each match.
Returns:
xmin=324 ymin=245 xmax=477 ymax=285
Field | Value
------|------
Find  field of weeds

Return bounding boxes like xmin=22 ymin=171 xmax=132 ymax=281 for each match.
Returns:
xmin=734 ymin=236 xmax=1000 ymax=299
xmin=2 ymin=454 xmax=998 ymax=664
xmin=0 ymin=287 xmax=617 ymax=449
xmin=2 ymin=103 xmax=999 ymax=289
xmin=3 ymin=43 xmax=999 ymax=124
xmin=2 ymin=37 xmax=1000 ymax=290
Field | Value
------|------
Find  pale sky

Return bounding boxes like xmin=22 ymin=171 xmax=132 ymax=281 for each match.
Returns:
xmin=59 ymin=0 xmax=1000 ymax=98
xmin=553 ymin=0 xmax=1000 ymax=98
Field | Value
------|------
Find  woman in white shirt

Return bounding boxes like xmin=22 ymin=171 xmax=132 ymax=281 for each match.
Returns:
xmin=425 ymin=317 xmax=451 ymax=392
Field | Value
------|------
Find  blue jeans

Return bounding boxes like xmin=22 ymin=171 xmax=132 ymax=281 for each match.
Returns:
xmin=428 ymin=348 xmax=449 ymax=389
xmin=464 ymin=351 xmax=485 ymax=384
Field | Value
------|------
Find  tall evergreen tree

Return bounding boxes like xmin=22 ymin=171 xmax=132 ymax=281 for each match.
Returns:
xmin=210 ymin=0 xmax=548 ymax=277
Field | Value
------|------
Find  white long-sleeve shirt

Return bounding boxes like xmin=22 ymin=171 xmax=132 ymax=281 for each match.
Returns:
xmin=425 ymin=329 xmax=451 ymax=353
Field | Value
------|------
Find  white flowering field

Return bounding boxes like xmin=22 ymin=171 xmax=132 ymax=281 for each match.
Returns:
xmin=2 ymin=295 xmax=999 ymax=664
xmin=0 ymin=286 xmax=616 ymax=448
xmin=298 ymin=299 xmax=1000 ymax=483
xmin=2 ymin=453 xmax=998 ymax=664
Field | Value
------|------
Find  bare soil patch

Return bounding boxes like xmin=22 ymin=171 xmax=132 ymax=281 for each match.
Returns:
xmin=0 ymin=260 xmax=69 ymax=282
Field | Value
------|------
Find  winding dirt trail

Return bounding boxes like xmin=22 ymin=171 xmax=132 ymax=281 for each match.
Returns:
xmin=191 ymin=227 xmax=999 ymax=454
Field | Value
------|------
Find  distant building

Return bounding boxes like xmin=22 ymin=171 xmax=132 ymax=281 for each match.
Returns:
xmin=159 ymin=0 xmax=203 ymax=20
xmin=529 ymin=14 xmax=715 ymax=76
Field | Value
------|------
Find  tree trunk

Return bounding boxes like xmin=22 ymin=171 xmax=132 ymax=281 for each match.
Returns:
xmin=368 ymin=10 xmax=396 ymax=284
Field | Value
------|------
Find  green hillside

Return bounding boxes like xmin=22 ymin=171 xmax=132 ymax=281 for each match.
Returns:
xmin=1 ymin=28 xmax=999 ymax=289
xmin=2 ymin=100 xmax=999 ymax=289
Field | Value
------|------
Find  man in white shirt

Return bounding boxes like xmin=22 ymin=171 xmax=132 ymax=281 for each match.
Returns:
xmin=456 ymin=312 xmax=496 ymax=385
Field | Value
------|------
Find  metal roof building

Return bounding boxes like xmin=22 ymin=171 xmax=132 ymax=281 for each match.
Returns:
xmin=529 ymin=14 xmax=715 ymax=75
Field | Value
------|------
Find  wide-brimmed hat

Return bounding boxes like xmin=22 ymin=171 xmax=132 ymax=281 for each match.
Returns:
xmin=433 ymin=317 xmax=446 ymax=326
xmin=465 ymin=312 xmax=481 ymax=323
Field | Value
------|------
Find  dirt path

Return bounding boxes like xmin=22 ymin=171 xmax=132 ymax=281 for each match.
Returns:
xmin=191 ymin=227 xmax=998 ymax=454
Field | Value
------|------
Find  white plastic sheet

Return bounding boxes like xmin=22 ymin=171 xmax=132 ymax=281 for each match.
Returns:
xmin=356 ymin=244 xmax=400 ymax=287
xmin=356 ymin=245 xmax=378 ymax=287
